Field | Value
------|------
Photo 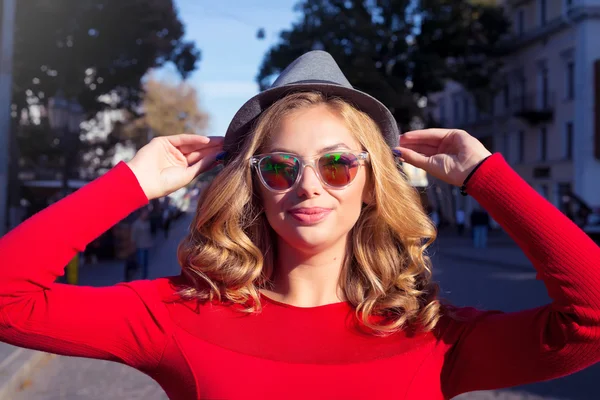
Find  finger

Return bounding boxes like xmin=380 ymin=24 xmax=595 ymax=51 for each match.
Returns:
xmin=396 ymin=147 xmax=431 ymax=170
xmin=179 ymin=141 xmax=223 ymax=155
xmin=396 ymin=143 xmax=439 ymax=157
xmin=184 ymin=147 xmax=221 ymax=165
xmin=167 ymin=134 xmax=224 ymax=148
xmin=186 ymin=150 xmax=220 ymax=180
xmin=400 ymin=129 xmax=452 ymax=145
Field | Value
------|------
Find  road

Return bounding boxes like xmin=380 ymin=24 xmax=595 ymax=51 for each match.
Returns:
xmin=8 ymin=218 xmax=599 ymax=400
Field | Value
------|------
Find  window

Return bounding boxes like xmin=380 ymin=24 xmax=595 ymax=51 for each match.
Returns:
xmin=518 ymin=130 xmax=525 ymax=163
xmin=539 ymin=127 xmax=547 ymax=161
xmin=566 ymin=60 xmax=575 ymax=100
xmin=565 ymin=121 xmax=574 ymax=160
xmin=539 ymin=184 xmax=549 ymax=200
xmin=538 ymin=0 xmax=547 ymax=26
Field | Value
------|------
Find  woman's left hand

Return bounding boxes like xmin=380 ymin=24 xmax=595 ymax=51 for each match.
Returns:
xmin=396 ymin=128 xmax=492 ymax=187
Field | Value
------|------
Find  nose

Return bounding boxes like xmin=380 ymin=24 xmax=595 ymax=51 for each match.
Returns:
xmin=295 ymin=165 xmax=323 ymax=198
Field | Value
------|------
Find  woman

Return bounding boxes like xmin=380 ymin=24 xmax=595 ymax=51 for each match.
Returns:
xmin=0 ymin=51 xmax=599 ymax=400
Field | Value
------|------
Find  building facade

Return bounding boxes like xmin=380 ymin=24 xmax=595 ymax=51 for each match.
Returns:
xmin=427 ymin=0 xmax=600 ymax=226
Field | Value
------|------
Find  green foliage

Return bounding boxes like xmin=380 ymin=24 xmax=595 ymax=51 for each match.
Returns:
xmin=13 ymin=0 xmax=201 ymax=118
xmin=13 ymin=0 xmax=202 ymax=179
xmin=258 ymin=0 xmax=510 ymax=126
xmin=139 ymin=77 xmax=209 ymax=137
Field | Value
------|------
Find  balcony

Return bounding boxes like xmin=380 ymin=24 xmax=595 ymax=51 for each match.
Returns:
xmin=512 ymin=92 xmax=554 ymax=126
xmin=498 ymin=5 xmax=598 ymax=53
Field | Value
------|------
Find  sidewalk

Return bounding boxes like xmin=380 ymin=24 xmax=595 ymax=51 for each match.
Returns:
xmin=433 ymin=229 xmax=533 ymax=271
xmin=0 ymin=214 xmax=192 ymax=399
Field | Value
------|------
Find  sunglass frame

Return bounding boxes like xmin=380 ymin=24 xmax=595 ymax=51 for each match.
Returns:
xmin=249 ymin=151 xmax=369 ymax=193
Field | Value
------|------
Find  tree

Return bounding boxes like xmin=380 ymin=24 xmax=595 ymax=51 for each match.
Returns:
xmin=80 ymin=77 xmax=209 ymax=175
xmin=12 ymin=0 xmax=200 ymax=120
xmin=414 ymin=0 xmax=511 ymax=111
xmin=257 ymin=0 xmax=510 ymax=127
xmin=139 ymin=77 xmax=209 ymax=138
xmin=8 ymin=0 xmax=201 ymax=215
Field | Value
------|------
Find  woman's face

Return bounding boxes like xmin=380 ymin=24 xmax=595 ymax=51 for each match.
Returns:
xmin=257 ymin=104 xmax=370 ymax=253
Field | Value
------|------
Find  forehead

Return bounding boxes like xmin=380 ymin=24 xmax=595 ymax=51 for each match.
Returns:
xmin=265 ymin=104 xmax=361 ymax=154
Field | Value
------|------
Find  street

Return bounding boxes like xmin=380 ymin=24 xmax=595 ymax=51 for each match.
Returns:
xmin=7 ymin=217 xmax=599 ymax=400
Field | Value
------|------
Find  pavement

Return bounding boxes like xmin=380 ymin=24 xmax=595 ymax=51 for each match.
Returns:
xmin=433 ymin=228 xmax=533 ymax=271
xmin=0 ymin=215 xmax=190 ymax=400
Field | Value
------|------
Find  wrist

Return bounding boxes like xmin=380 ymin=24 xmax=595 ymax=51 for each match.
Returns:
xmin=126 ymin=161 xmax=152 ymax=200
xmin=460 ymin=153 xmax=493 ymax=196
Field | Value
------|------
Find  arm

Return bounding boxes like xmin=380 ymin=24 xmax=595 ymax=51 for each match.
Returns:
xmin=0 ymin=162 xmax=170 ymax=370
xmin=441 ymin=154 xmax=600 ymax=397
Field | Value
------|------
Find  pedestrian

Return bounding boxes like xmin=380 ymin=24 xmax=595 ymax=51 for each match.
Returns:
xmin=456 ymin=208 xmax=465 ymax=236
xmin=131 ymin=208 xmax=153 ymax=279
xmin=149 ymin=199 xmax=162 ymax=238
xmin=470 ymin=206 xmax=490 ymax=248
xmin=1 ymin=51 xmax=599 ymax=400
xmin=162 ymin=199 xmax=172 ymax=239
xmin=112 ymin=214 xmax=138 ymax=282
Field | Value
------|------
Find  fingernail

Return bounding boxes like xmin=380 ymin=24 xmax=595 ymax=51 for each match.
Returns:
xmin=392 ymin=149 xmax=402 ymax=157
xmin=215 ymin=151 xmax=227 ymax=162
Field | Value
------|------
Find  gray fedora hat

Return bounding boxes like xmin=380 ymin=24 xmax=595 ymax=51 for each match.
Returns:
xmin=222 ymin=50 xmax=399 ymax=159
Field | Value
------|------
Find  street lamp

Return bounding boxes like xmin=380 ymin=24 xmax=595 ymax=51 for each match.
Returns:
xmin=48 ymin=91 xmax=85 ymax=198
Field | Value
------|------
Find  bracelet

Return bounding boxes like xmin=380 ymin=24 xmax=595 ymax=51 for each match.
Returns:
xmin=459 ymin=155 xmax=492 ymax=196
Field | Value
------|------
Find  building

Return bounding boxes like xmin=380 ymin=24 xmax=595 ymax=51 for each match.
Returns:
xmin=0 ymin=0 xmax=16 ymax=234
xmin=427 ymin=0 xmax=600 ymax=227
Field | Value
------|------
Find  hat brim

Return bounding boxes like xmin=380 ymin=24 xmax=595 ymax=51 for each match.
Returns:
xmin=223 ymin=82 xmax=399 ymax=156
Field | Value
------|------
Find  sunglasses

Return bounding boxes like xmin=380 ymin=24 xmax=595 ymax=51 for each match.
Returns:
xmin=249 ymin=151 xmax=369 ymax=193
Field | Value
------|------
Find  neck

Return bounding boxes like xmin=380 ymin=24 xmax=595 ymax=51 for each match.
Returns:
xmin=264 ymin=236 xmax=349 ymax=308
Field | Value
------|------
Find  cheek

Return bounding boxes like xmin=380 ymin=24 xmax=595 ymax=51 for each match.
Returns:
xmin=259 ymin=188 xmax=285 ymax=219
xmin=337 ymin=175 xmax=368 ymax=215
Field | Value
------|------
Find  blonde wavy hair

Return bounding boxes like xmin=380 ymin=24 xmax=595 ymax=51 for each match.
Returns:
xmin=177 ymin=91 xmax=441 ymax=335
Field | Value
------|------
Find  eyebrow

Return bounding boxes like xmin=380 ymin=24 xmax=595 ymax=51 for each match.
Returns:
xmin=268 ymin=143 xmax=351 ymax=153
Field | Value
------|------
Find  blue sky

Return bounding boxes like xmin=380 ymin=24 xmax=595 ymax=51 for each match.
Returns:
xmin=160 ymin=0 xmax=300 ymax=136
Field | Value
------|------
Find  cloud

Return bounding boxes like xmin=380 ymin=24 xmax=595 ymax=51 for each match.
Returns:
xmin=199 ymin=81 xmax=259 ymax=99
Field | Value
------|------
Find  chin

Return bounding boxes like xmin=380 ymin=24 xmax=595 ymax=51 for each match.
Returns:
xmin=267 ymin=213 xmax=351 ymax=253
xmin=278 ymin=224 xmax=346 ymax=253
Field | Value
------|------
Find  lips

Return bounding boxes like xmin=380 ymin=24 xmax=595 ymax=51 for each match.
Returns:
xmin=287 ymin=207 xmax=332 ymax=224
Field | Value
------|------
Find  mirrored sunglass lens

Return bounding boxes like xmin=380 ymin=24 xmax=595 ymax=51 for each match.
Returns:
xmin=318 ymin=152 xmax=360 ymax=187
xmin=259 ymin=154 xmax=300 ymax=190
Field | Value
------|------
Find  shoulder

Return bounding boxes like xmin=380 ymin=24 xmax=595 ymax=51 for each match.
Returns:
xmin=143 ymin=275 xmax=234 ymax=318
xmin=113 ymin=277 xmax=189 ymax=325
xmin=434 ymin=305 xmax=503 ymax=344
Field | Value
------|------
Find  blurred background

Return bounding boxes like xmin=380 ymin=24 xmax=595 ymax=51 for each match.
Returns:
xmin=0 ymin=0 xmax=599 ymax=399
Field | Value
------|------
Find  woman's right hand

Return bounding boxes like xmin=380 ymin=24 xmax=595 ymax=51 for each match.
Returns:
xmin=126 ymin=134 xmax=224 ymax=200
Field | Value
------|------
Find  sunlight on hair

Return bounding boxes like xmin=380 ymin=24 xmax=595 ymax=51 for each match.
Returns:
xmin=177 ymin=91 xmax=441 ymax=335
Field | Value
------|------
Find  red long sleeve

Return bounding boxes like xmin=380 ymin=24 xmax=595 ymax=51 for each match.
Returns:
xmin=437 ymin=153 xmax=600 ymax=398
xmin=0 ymin=162 xmax=171 ymax=370
xmin=0 ymin=154 xmax=599 ymax=400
